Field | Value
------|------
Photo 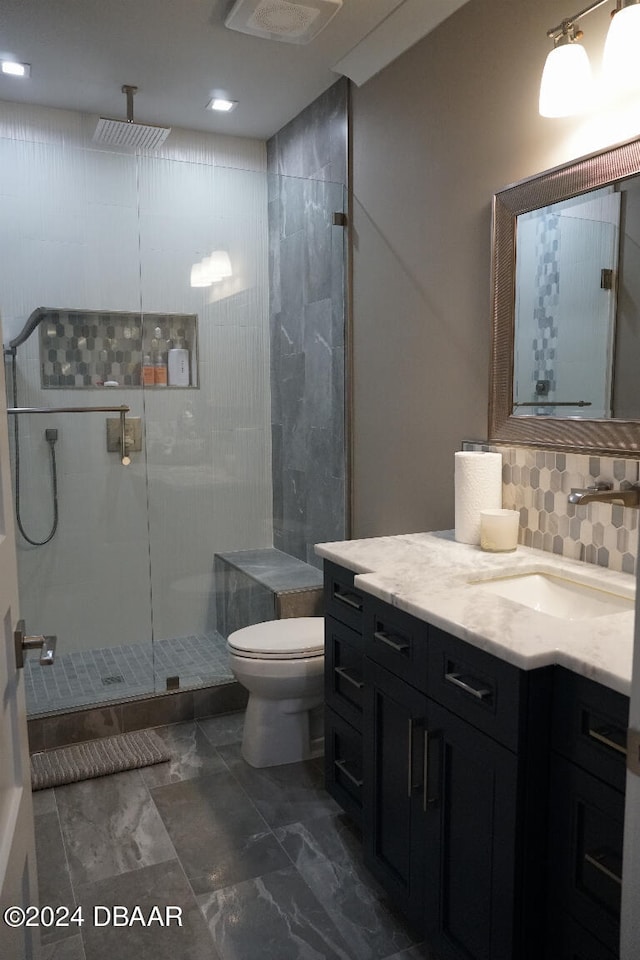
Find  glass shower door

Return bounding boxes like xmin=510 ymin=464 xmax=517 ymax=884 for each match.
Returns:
xmin=0 ymin=136 xmax=156 ymax=715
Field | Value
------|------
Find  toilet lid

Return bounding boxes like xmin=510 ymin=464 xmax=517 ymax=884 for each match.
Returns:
xmin=227 ymin=617 xmax=324 ymax=660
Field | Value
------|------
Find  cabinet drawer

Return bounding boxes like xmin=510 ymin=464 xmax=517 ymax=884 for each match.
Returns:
xmin=552 ymin=668 xmax=629 ymax=793
xmin=324 ymin=706 xmax=363 ymax=826
xmin=324 ymin=561 xmax=365 ymax=633
xmin=548 ymin=756 xmax=623 ymax=957
xmin=325 ymin=616 xmax=364 ymax=730
xmin=427 ymin=627 xmax=525 ymax=752
xmin=364 ymin=598 xmax=428 ymax=690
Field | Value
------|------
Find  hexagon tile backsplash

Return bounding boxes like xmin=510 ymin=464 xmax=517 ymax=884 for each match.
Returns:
xmin=465 ymin=443 xmax=639 ymax=575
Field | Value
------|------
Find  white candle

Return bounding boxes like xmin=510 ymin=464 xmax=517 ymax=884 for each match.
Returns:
xmin=480 ymin=509 xmax=520 ymax=553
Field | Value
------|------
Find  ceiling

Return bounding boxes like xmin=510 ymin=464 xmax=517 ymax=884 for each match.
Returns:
xmin=0 ymin=0 xmax=468 ymax=141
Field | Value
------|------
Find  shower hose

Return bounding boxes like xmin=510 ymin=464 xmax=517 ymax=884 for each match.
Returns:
xmin=11 ymin=352 xmax=59 ymax=545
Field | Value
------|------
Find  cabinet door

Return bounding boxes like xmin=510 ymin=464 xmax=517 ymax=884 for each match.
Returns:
xmin=363 ymin=659 xmax=427 ymax=933
xmin=548 ymin=755 xmax=623 ymax=957
xmin=424 ymin=700 xmax=519 ymax=960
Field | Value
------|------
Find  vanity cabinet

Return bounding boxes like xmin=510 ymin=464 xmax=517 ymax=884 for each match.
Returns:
xmin=324 ymin=562 xmax=366 ymax=826
xmin=547 ymin=669 xmax=628 ymax=960
xmin=322 ymin=562 xmax=628 ymax=960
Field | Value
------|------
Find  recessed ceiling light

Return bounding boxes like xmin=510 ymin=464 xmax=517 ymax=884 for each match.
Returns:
xmin=1 ymin=60 xmax=31 ymax=78
xmin=207 ymin=98 xmax=238 ymax=112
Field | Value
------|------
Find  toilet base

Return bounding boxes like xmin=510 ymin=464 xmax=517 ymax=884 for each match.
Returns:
xmin=241 ymin=696 xmax=324 ymax=768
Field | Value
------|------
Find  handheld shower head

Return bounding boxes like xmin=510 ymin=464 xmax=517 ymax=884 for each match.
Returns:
xmin=93 ymin=85 xmax=171 ymax=149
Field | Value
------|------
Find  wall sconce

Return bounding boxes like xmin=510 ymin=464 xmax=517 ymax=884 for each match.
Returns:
xmin=190 ymin=250 xmax=233 ymax=287
xmin=539 ymin=0 xmax=640 ymax=118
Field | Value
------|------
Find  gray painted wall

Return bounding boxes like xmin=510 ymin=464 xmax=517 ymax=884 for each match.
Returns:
xmin=267 ymin=79 xmax=348 ymax=566
xmin=350 ymin=0 xmax=640 ymax=538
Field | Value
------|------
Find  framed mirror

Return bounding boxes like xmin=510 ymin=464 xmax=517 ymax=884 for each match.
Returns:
xmin=489 ymin=136 xmax=640 ymax=454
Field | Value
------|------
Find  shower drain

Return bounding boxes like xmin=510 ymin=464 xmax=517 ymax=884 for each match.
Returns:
xmin=101 ymin=674 xmax=125 ymax=686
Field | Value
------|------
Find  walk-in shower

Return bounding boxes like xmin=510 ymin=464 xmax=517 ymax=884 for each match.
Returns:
xmin=0 ymin=97 xmax=347 ymax=720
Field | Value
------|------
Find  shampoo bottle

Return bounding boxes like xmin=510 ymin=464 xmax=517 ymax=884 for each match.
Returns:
xmin=167 ymin=339 xmax=190 ymax=387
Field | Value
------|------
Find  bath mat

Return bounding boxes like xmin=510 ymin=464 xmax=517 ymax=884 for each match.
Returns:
xmin=31 ymin=730 xmax=172 ymax=791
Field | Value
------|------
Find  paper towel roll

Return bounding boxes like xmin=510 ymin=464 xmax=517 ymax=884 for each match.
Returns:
xmin=454 ymin=451 xmax=503 ymax=544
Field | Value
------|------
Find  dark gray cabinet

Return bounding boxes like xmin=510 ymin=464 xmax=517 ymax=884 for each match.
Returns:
xmin=547 ymin=669 xmax=628 ymax=959
xmin=322 ymin=562 xmax=628 ymax=960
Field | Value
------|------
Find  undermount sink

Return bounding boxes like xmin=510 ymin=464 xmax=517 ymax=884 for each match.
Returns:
xmin=471 ymin=570 xmax=635 ymax=620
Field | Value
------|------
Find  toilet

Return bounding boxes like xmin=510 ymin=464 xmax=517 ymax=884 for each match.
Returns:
xmin=227 ymin=617 xmax=325 ymax=768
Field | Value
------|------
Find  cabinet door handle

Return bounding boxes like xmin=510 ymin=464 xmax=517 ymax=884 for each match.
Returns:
xmin=444 ymin=671 xmax=491 ymax=701
xmin=334 ymin=666 xmax=364 ymax=690
xmin=407 ymin=718 xmax=414 ymax=797
xmin=587 ymin=725 xmax=627 ymax=757
xmin=375 ymin=630 xmax=410 ymax=653
xmin=584 ymin=849 xmax=623 ymax=886
xmin=334 ymin=759 xmax=363 ymax=788
xmin=423 ymin=729 xmax=441 ymax=811
xmin=333 ymin=587 xmax=363 ymax=611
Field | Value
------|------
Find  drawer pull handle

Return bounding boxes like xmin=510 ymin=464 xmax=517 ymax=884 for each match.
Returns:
xmin=588 ymin=726 xmax=627 ymax=757
xmin=333 ymin=588 xmax=363 ymax=611
xmin=444 ymin=671 xmax=492 ymax=700
xmin=375 ymin=630 xmax=410 ymax=653
xmin=335 ymin=759 xmax=363 ymax=788
xmin=334 ymin=666 xmax=364 ymax=690
xmin=584 ymin=850 xmax=622 ymax=886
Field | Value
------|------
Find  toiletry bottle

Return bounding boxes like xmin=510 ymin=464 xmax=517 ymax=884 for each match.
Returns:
xmin=154 ymin=351 xmax=168 ymax=386
xmin=167 ymin=339 xmax=190 ymax=387
xmin=152 ymin=326 xmax=168 ymax=386
xmin=142 ymin=353 xmax=155 ymax=386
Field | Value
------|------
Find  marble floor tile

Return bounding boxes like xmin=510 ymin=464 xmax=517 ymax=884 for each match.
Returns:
xmin=217 ymin=742 xmax=340 ymax=828
xmin=149 ymin=770 xmax=290 ymax=893
xmin=34 ymin=811 xmax=77 ymax=945
xmin=198 ymin=864 xmax=354 ymax=960
xmin=79 ymin=859 xmax=218 ymax=960
xmin=55 ymin=769 xmax=175 ymax=888
xmin=139 ymin=721 xmax=227 ymax=788
xmin=33 ymin=788 xmax=57 ymax=816
xmin=42 ymin=934 xmax=86 ymax=960
xmin=380 ymin=945 xmax=434 ymax=960
xmin=276 ymin=815 xmax=415 ymax=960
xmin=196 ymin=710 xmax=245 ymax=747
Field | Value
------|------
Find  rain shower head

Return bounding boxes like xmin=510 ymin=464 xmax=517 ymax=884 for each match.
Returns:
xmin=93 ymin=85 xmax=171 ymax=149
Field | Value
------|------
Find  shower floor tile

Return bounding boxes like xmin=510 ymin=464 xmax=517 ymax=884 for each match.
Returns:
xmin=24 ymin=632 xmax=233 ymax=717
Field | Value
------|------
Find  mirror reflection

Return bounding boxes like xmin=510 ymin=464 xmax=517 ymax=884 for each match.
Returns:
xmin=513 ymin=174 xmax=640 ymax=419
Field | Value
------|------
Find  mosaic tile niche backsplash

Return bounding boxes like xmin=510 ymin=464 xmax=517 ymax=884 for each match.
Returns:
xmin=488 ymin=444 xmax=639 ymax=575
xmin=38 ymin=309 xmax=198 ymax=388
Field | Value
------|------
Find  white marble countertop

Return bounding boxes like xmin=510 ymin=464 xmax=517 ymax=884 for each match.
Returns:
xmin=315 ymin=531 xmax=637 ymax=697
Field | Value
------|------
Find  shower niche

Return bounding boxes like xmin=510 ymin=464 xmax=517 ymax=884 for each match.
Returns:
xmin=35 ymin=307 xmax=199 ymax=389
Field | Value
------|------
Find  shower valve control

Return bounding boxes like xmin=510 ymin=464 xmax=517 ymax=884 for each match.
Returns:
xmin=106 ymin=416 xmax=142 ymax=455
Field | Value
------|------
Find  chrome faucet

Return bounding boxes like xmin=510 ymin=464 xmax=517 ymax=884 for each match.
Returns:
xmin=568 ymin=480 xmax=640 ymax=507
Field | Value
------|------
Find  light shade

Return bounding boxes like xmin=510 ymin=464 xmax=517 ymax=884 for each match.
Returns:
xmin=190 ymin=262 xmax=211 ymax=287
xmin=204 ymin=250 xmax=232 ymax=280
xmin=539 ymin=41 xmax=593 ymax=118
xmin=602 ymin=3 xmax=640 ymax=91
xmin=1 ymin=60 xmax=31 ymax=77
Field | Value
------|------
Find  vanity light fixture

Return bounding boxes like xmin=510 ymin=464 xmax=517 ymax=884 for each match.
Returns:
xmin=539 ymin=0 xmax=640 ymax=117
xmin=206 ymin=98 xmax=238 ymax=112
xmin=1 ymin=59 xmax=31 ymax=77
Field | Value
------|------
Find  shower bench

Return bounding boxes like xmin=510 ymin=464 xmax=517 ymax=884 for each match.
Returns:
xmin=214 ymin=547 xmax=324 ymax=640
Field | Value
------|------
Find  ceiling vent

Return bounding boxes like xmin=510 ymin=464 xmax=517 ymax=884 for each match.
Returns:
xmin=224 ymin=0 xmax=342 ymax=44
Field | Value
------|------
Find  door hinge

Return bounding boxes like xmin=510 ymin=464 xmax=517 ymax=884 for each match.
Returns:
xmin=601 ymin=268 xmax=614 ymax=290
xmin=627 ymin=727 xmax=640 ymax=776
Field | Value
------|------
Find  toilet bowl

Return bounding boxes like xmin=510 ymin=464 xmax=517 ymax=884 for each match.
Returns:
xmin=227 ymin=617 xmax=325 ymax=768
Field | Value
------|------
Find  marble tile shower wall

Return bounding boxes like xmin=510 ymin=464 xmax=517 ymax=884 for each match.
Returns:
xmin=267 ymin=78 xmax=348 ymax=567
xmin=493 ymin=444 xmax=639 ymax=574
